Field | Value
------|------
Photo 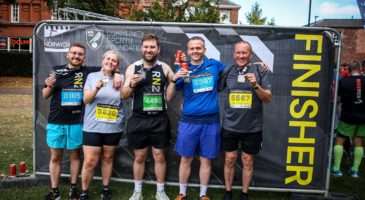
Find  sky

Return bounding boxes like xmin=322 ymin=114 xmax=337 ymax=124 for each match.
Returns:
xmin=230 ymin=0 xmax=362 ymax=26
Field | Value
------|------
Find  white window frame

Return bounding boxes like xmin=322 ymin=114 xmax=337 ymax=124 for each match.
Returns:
xmin=220 ymin=10 xmax=231 ymax=24
xmin=11 ymin=3 xmax=19 ymax=23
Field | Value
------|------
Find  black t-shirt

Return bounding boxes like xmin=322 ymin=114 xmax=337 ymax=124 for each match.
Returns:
xmin=132 ymin=60 xmax=166 ymax=114
xmin=338 ymin=75 xmax=365 ymax=124
xmin=47 ymin=64 xmax=99 ymax=124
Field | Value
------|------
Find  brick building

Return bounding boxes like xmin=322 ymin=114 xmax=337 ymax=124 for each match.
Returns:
xmin=312 ymin=19 xmax=365 ymax=64
xmin=0 ymin=0 xmax=51 ymax=52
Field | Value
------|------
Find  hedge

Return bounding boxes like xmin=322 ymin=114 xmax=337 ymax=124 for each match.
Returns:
xmin=0 ymin=51 xmax=32 ymax=77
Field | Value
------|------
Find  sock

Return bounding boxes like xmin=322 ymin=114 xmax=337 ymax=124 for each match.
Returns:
xmin=51 ymin=188 xmax=59 ymax=194
xmin=156 ymin=182 xmax=165 ymax=192
xmin=81 ymin=190 xmax=88 ymax=195
xmin=333 ymin=145 xmax=344 ymax=170
xmin=103 ymin=185 xmax=109 ymax=191
xmin=179 ymin=183 xmax=187 ymax=196
xmin=71 ymin=183 xmax=77 ymax=189
xmin=199 ymin=184 xmax=208 ymax=197
xmin=134 ymin=180 xmax=142 ymax=193
xmin=352 ymin=147 xmax=364 ymax=171
xmin=241 ymin=191 xmax=248 ymax=198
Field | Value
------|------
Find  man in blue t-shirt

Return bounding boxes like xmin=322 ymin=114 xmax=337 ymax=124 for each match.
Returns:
xmin=167 ymin=36 xmax=226 ymax=200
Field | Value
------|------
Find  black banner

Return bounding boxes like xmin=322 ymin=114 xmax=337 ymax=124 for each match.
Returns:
xmin=34 ymin=21 xmax=337 ymax=191
xmin=357 ymin=0 xmax=365 ymax=29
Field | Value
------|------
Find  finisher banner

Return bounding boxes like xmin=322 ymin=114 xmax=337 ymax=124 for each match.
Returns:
xmin=33 ymin=21 xmax=337 ymax=192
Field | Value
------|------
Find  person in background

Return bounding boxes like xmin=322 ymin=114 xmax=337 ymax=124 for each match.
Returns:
xmin=331 ymin=60 xmax=365 ymax=178
xmin=42 ymin=43 xmax=121 ymax=200
xmin=79 ymin=50 xmax=124 ymax=200
xmin=122 ymin=33 xmax=174 ymax=200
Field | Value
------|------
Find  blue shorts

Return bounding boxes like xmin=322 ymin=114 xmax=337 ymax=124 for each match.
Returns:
xmin=46 ymin=124 xmax=83 ymax=150
xmin=174 ymin=122 xmax=220 ymax=158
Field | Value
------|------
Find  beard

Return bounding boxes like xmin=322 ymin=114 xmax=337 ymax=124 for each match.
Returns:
xmin=142 ymin=53 xmax=157 ymax=63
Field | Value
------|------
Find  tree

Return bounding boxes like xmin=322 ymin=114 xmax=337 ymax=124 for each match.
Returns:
xmin=44 ymin=0 xmax=123 ymax=18
xmin=245 ymin=2 xmax=273 ymax=25
xmin=128 ymin=0 xmax=221 ymax=23
xmin=267 ymin=18 xmax=275 ymax=26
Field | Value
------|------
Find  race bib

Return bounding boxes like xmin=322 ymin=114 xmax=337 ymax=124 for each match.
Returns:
xmin=95 ymin=104 xmax=119 ymax=123
xmin=191 ymin=73 xmax=214 ymax=93
xmin=143 ymin=93 xmax=163 ymax=111
xmin=61 ymin=89 xmax=82 ymax=106
xmin=229 ymin=91 xmax=252 ymax=108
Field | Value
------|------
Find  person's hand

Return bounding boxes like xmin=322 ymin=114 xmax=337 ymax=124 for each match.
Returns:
xmin=44 ymin=76 xmax=56 ymax=88
xmin=173 ymin=68 xmax=189 ymax=81
xmin=181 ymin=52 xmax=188 ymax=63
xmin=95 ymin=80 xmax=104 ymax=90
xmin=245 ymin=73 xmax=257 ymax=87
xmin=130 ymin=74 xmax=142 ymax=88
xmin=113 ymin=74 xmax=122 ymax=88
xmin=254 ymin=62 xmax=270 ymax=72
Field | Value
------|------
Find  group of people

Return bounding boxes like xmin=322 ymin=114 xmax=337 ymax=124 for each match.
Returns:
xmin=331 ymin=60 xmax=365 ymax=179
xmin=42 ymin=33 xmax=272 ymax=200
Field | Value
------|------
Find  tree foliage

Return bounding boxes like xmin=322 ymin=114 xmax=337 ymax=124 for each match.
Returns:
xmin=245 ymin=2 xmax=275 ymax=25
xmin=128 ymin=0 xmax=221 ymax=23
xmin=44 ymin=0 xmax=124 ymax=17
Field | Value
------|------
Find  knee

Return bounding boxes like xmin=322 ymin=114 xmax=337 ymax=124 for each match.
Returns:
xmin=83 ymin=158 xmax=97 ymax=170
xmin=102 ymin=155 xmax=114 ymax=165
xmin=225 ymin=155 xmax=237 ymax=167
xmin=50 ymin=154 xmax=62 ymax=163
xmin=153 ymin=152 xmax=165 ymax=163
xmin=69 ymin=151 xmax=80 ymax=161
xmin=242 ymin=156 xmax=253 ymax=169
xmin=134 ymin=154 xmax=147 ymax=164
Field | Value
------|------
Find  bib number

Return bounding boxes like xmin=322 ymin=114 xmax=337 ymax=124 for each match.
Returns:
xmin=143 ymin=93 xmax=163 ymax=111
xmin=229 ymin=92 xmax=252 ymax=108
xmin=95 ymin=104 xmax=119 ymax=123
xmin=191 ymin=74 xmax=214 ymax=93
xmin=61 ymin=89 xmax=82 ymax=106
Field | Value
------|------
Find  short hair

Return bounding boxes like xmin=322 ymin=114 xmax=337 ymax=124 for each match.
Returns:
xmin=102 ymin=50 xmax=120 ymax=65
xmin=348 ymin=60 xmax=360 ymax=71
xmin=142 ymin=33 xmax=160 ymax=47
xmin=188 ymin=36 xmax=205 ymax=47
xmin=234 ymin=41 xmax=252 ymax=53
xmin=69 ymin=43 xmax=85 ymax=51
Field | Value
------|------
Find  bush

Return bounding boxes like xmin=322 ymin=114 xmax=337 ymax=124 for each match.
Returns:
xmin=0 ymin=51 xmax=32 ymax=77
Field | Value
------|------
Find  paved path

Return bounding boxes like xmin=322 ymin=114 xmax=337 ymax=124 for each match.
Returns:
xmin=0 ymin=88 xmax=32 ymax=95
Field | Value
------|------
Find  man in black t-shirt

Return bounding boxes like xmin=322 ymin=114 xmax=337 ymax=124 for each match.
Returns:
xmin=331 ymin=60 xmax=365 ymax=178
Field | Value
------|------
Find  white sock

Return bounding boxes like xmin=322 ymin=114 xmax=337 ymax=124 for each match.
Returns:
xmin=199 ymin=184 xmax=208 ymax=197
xmin=179 ymin=183 xmax=187 ymax=196
xmin=134 ymin=180 xmax=142 ymax=193
xmin=156 ymin=182 xmax=165 ymax=192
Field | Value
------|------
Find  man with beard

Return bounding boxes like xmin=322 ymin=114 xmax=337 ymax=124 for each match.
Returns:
xmin=122 ymin=33 xmax=174 ymax=200
xmin=42 ymin=43 xmax=121 ymax=200
xmin=220 ymin=41 xmax=272 ymax=200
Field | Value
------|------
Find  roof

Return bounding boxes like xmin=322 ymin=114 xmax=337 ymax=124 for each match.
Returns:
xmin=218 ymin=0 xmax=241 ymax=9
xmin=310 ymin=19 xmax=364 ymax=28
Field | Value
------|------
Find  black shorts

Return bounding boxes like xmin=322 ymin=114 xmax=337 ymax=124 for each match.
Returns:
xmin=127 ymin=113 xmax=171 ymax=150
xmin=221 ymin=128 xmax=262 ymax=155
xmin=83 ymin=131 xmax=123 ymax=147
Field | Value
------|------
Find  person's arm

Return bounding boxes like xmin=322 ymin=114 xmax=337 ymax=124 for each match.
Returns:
xmin=83 ymin=80 xmax=104 ymax=104
xmin=121 ymin=64 xmax=141 ymax=99
xmin=166 ymin=67 xmax=188 ymax=102
xmin=42 ymin=76 xmax=56 ymax=99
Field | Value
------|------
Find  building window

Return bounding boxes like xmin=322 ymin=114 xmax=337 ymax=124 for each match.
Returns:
xmin=220 ymin=10 xmax=231 ymax=24
xmin=0 ymin=37 xmax=32 ymax=52
xmin=11 ymin=3 xmax=19 ymax=23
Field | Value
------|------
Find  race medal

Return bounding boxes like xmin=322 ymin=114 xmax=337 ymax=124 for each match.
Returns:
xmin=143 ymin=93 xmax=163 ymax=111
xmin=95 ymin=104 xmax=119 ymax=123
xmin=237 ymin=74 xmax=245 ymax=83
xmin=184 ymin=76 xmax=191 ymax=83
xmin=191 ymin=73 xmax=214 ymax=93
xmin=61 ymin=89 xmax=83 ymax=106
xmin=229 ymin=91 xmax=252 ymax=108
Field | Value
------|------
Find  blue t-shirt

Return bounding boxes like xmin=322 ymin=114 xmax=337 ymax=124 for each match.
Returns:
xmin=175 ymin=57 xmax=226 ymax=123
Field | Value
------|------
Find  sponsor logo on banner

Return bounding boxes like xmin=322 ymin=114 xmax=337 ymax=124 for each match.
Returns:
xmin=86 ymin=30 xmax=104 ymax=50
xmin=44 ymin=25 xmax=71 ymax=52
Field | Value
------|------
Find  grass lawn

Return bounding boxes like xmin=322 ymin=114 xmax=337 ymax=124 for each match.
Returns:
xmin=0 ymin=77 xmax=364 ymax=199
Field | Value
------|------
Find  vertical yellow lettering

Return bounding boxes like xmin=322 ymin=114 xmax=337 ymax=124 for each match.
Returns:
xmin=285 ymin=166 xmax=313 ymax=185
xmin=295 ymin=34 xmax=323 ymax=53
xmin=288 ymin=121 xmax=316 ymax=144
xmin=287 ymin=146 xmax=315 ymax=165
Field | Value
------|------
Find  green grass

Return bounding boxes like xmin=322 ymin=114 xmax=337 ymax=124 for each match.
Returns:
xmin=0 ymin=93 xmax=364 ymax=199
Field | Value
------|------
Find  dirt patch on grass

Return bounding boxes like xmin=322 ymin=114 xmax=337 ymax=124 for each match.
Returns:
xmin=0 ymin=77 xmax=32 ymax=88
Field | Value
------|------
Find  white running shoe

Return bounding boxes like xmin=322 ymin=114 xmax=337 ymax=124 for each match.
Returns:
xmin=156 ymin=190 xmax=170 ymax=200
xmin=129 ymin=191 xmax=143 ymax=200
